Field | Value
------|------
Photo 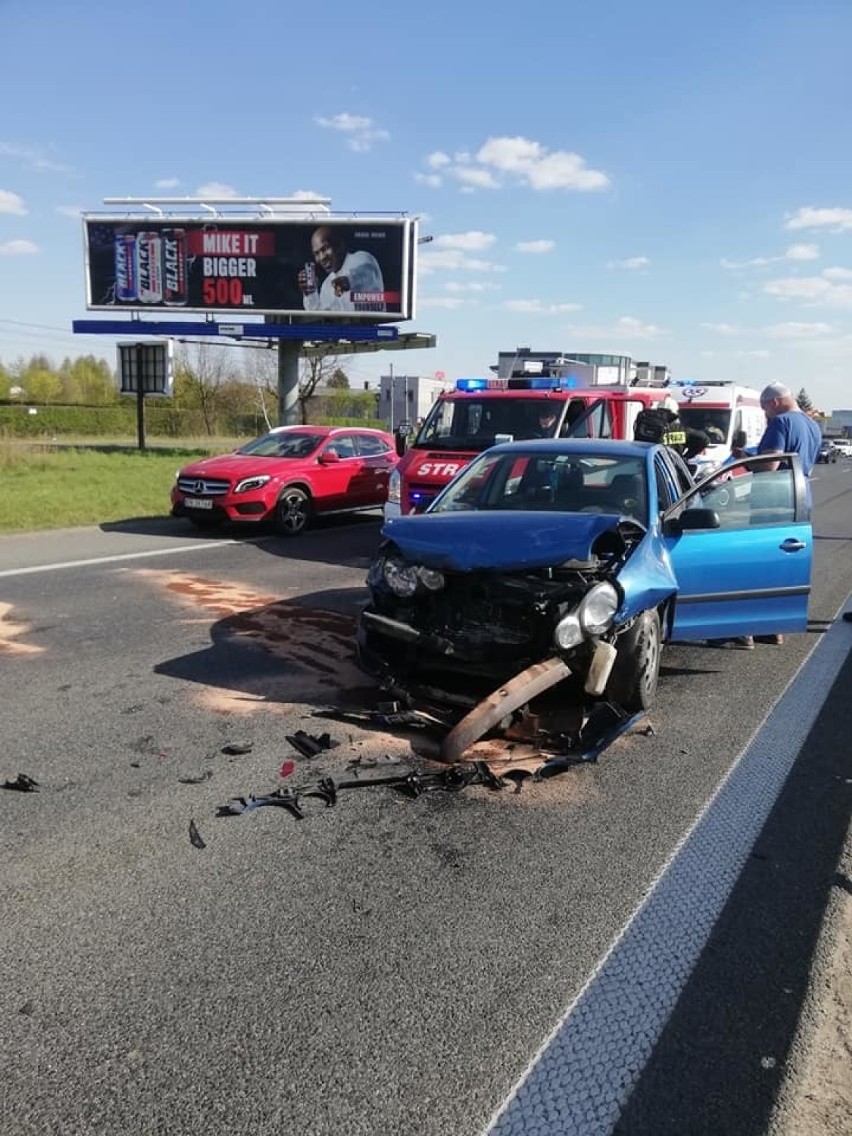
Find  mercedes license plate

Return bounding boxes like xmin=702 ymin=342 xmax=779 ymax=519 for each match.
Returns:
xmin=185 ymin=498 xmax=213 ymax=510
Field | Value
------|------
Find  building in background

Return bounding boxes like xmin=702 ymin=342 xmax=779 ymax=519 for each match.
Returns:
xmin=378 ymin=372 xmax=446 ymax=431
xmin=490 ymin=347 xmax=667 ymax=386
xmin=824 ymin=409 xmax=852 ymax=437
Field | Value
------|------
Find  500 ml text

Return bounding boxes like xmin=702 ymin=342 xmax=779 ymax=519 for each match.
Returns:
xmin=203 ymin=278 xmax=254 ymax=306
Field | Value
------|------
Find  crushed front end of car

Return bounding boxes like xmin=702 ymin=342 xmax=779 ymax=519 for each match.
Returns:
xmin=357 ymin=510 xmax=657 ymax=709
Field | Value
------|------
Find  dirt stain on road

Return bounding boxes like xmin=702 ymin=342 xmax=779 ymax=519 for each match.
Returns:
xmin=0 ymin=602 xmax=45 ymax=657
xmin=131 ymin=570 xmax=363 ymax=708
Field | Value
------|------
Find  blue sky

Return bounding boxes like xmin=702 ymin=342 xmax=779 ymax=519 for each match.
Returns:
xmin=2 ymin=0 xmax=852 ymax=409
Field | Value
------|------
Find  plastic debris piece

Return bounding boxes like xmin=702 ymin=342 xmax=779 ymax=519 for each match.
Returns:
xmin=221 ymin=743 xmax=253 ymax=756
xmin=188 ymin=819 xmax=207 ymax=849
xmin=285 ymin=730 xmax=338 ymax=759
xmin=2 ymin=774 xmax=39 ymax=792
xmin=279 ymin=760 xmax=296 ymax=779
xmin=178 ymin=771 xmax=213 ymax=785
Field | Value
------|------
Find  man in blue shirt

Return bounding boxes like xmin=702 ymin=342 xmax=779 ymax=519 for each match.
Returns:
xmin=755 ymin=381 xmax=822 ymax=478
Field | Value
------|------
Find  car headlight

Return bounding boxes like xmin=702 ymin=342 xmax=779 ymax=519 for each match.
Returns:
xmin=381 ymin=559 xmax=445 ymax=596
xmin=578 ymin=582 xmax=620 ymax=636
xmin=387 ymin=469 xmax=401 ymax=504
xmin=554 ymin=583 xmax=620 ymax=650
xmin=234 ymin=474 xmax=272 ymax=494
xmin=418 ymin=567 xmax=445 ymax=591
xmin=554 ymin=613 xmax=583 ymax=650
xmin=383 ymin=559 xmax=419 ymax=597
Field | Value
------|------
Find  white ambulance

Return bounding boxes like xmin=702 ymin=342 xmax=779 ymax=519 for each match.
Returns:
xmin=672 ymin=381 xmax=765 ymax=477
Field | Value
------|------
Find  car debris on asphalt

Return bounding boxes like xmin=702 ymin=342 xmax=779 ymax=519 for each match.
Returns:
xmin=2 ymin=773 xmax=40 ymax=792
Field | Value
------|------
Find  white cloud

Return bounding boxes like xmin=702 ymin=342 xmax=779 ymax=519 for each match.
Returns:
xmin=0 ymin=142 xmax=70 ymax=173
xmin=784 ymin=206 xmax=852 ymax=232
xmin=763 ymin=321 xmax=836 ymax=338
xmin=516 ymin=239 xmax=555 ymax=254
xmin=701 ymin=322 xmax=742 ymax=335
xmin=195 ymin=181 xmax=239 ymax=198
xmin=315 ymin=113 xmax=389 ymax=152
xmin=154 ymin=178 xmax=180 ymax=189
xmin=55 ymin=205 xmax=82 ymax=218
xmin=785 ymin=243 xmax=819 ymax=261
xmin=452 ymin=166 xmax=500 ymax=189
xmin=503 ymin=299 xmax=582 ymax=314
xmin=432 ymin=231 xmax=496 ymax=252
xmin=289 ymin=188 xmax=329 ymax=202
xmin=0 ymin=239 xmax=38 ymax=255
xmin=764 ymin=270 xmax=852 ymax=308
xmin=418 ymin=249 xmax=505 ymax=274
xmin=476 ymin=137 xmax=609 ymax=190
xmin=608 ymin=256 xmax=650 ymax=270
xmin=417 ymin=135 xmax=609 ymax=194
xmin=567 ymin=315 xmax=665 ymax=340
xmin=414 ymin=172 xmax=442 ymax=188
xmin=0 ymin=189 xmax=26 ymax=215
xmin=721 ymin=243 xmax=820 ymax=270
xmin=445 ymin=280 xmax=500 ymax=292
xmin=735 ymin=349 xmax=771 ymax=358
xmin=822 ymin=266 xmax=852 ymax=281
xmin=418 ymin=297 xmax=471 ymax=310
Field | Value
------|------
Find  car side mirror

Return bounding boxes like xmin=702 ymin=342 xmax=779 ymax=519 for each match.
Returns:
xmin=732 ymin=429 xmax=747 ymax=450
xmin=318 ymin=450 xmax=341 ymax=464
xmin=666 ymin=506 xmax=721 ymax=534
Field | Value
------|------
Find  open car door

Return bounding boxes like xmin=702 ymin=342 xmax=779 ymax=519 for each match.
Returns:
xmin=662 ymin=453 xmax=812 ymax=642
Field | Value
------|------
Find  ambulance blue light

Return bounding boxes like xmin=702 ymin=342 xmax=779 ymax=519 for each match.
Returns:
xmin=455 ymin=378 xmax=488 ymax=391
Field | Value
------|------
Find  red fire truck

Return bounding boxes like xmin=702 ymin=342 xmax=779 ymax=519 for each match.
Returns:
xmin=384 ymin=375 xmax=679 ymax=517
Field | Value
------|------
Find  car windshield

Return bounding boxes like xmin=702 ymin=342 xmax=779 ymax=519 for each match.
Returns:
xmin=414 ymin=398 xmax=583 ymax=452
xmin=430 ymin=449 xmax=648 ymax=523
xmin=237 ymin=432 xmax=322 ymax=458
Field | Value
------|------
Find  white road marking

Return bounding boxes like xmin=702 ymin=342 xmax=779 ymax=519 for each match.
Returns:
xmin=0 ymin=541 xmax=242 ymax=578
xmin=484 ymin=603 xmax=852 ymax=1136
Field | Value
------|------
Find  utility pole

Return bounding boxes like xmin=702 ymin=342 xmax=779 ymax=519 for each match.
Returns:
xmin=389 ymin=361 xmax=394 ymax=431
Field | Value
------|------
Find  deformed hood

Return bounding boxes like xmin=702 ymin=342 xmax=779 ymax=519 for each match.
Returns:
xmin=382 ymin=511 xmax=627 ymax=571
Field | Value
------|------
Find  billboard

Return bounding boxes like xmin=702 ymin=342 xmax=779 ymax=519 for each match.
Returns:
xmin=84 ymin=216 xmax=416 ymax=320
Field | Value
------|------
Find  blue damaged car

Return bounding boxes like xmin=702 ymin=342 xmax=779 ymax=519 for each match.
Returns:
xmin=357 ymin=439 xmax=812 ymax=715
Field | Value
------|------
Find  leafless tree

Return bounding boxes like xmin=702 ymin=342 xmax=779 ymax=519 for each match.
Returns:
xmin=298 ymin=349 xmax=342 ymax=423
xmin=174 ymin=342 xmax=239 ymax=434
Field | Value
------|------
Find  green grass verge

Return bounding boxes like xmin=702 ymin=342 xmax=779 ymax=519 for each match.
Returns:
xmin=0 ymin=441 xmax=233 ymax=533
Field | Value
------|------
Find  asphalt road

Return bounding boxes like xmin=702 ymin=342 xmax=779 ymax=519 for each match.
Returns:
xmin=0 ymin=466 xmax=850 ymax=1136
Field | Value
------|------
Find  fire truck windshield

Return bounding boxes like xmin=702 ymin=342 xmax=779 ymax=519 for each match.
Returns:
xmin=415 ymin=397 xmax=585 ymax=451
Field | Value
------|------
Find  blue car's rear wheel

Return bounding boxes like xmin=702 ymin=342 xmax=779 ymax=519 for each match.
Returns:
xmin=606 ymin=609 xmax=661 ymax=712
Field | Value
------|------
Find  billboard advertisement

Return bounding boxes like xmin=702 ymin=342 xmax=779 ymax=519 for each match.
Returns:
xmin=84 ymin=217 xmax=416 ymax=320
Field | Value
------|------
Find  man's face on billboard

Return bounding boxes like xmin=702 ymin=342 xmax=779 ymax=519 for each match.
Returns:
xmin=311 ymin=228 xmax=343 ymax=274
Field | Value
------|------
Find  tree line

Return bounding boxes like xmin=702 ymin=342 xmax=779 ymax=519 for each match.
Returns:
xmin=0 ymin=345 xmax=380 ymax=433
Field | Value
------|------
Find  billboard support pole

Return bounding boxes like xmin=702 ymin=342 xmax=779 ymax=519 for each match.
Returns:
xmin=136 ymin=382 xmax=146 ymax=451
xmin=277 ymin=339 xmax=302 ymax=426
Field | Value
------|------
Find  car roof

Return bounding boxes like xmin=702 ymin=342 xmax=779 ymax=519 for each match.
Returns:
xmin=487 ymin=438 xmax=656 ymax=459
xmin=267 ymin=425 xmax=390 ymax=436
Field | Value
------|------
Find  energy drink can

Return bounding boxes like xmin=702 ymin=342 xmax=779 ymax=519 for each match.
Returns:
xmin=162 ymin=228 xmax=188 ymax=306
xmin=303 ymin=261 xmax=317 ymax=293
xmin=136 ymin=231 xmax=163 ymax=304
xmin=114 ymin=234 xmax=138 ymax=302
